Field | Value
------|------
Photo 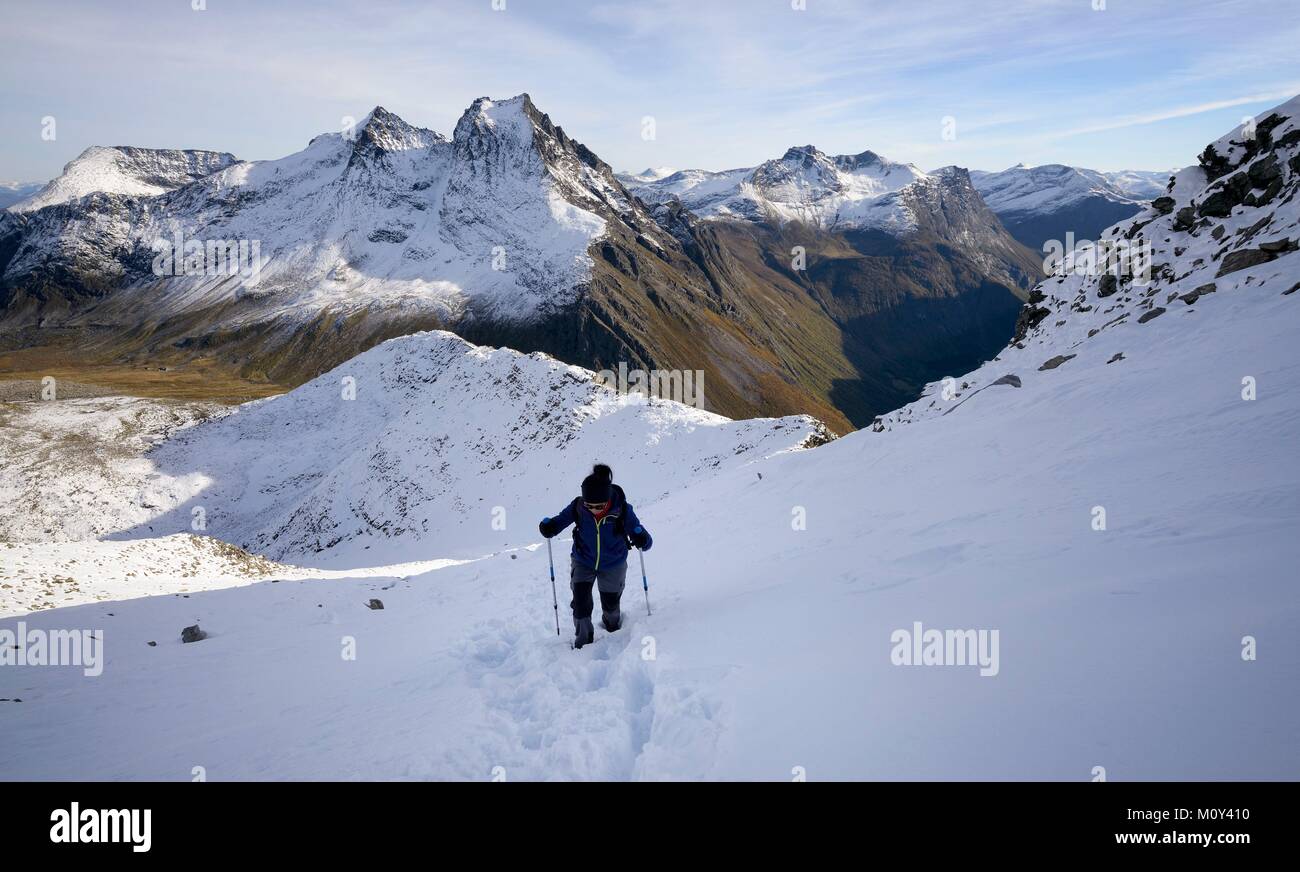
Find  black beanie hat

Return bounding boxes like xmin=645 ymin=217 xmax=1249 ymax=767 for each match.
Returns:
xmin=581 ymin=464 xmax=613 ymax=504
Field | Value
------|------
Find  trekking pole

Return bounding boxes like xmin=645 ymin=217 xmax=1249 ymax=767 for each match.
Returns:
xmin=546 ymin=538 xmax=559 ymax=636
xmin=638 ymin=548 xmax=651 ymax=616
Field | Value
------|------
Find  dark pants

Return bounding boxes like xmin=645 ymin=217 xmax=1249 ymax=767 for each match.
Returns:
xmin=570 ymin=560 xmax=627 ymax=641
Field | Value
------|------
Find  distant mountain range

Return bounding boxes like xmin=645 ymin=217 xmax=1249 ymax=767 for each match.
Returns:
xmin=968 ymin=164 xmax=1174 ymax=253
xmin=0 ymin=94 xmax=1055 ymax=431
xmin=3 ymin=96 xmax=1170 ymax=431
xmin=0 ymin=181 xmax=43 ymax=210
xmin=619 ymin=160 xmax=1173 ymax=257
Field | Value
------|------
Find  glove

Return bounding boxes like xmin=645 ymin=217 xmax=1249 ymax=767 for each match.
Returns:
xmin=629 ymin=525 xmax=651 ymax=550
xmin=539 ymin=517 xmax=558 ymax=538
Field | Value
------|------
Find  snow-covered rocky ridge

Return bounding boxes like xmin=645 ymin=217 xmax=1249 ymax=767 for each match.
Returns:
xmin=623 ymin=147 xmax=1039 ymax=296
xmin=623 ymin=146 xmax=928 ymax=231
xmin=8 ymin=146 xmax=237 ymax=213
xmin=970 ymin=164 xmax=1169 ymax=216
xmin=98 ymin=330 xmax=826 ymax=569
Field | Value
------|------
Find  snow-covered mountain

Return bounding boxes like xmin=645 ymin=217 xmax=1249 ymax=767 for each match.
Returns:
xmin=625 ymin=145 xmax=1038 ymax=295
xmin=2 ymin=98 xmax=1297 ymax=781
xmin=618 ymin=166 xmax=677 ymax=184
xmin=969 ymin=163 xmax=1174 ymax=253
xmin=1 ymin=100 xmax=623 ymax=324
xmin=1103 ymin=169 xmax=1172 ymax=200
xmin=8 ymin=146 xmax=237 ymax=213
xmin=625 ymin=146 xmax=929 ymax=230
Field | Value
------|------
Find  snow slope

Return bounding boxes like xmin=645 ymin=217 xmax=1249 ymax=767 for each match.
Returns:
xmin=1 ymin=101 xmax=1298 ymax=780
xmin=9 ymin=146 xmax=236 ymax=213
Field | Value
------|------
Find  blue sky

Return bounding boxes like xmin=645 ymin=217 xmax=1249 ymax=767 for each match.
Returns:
xmin=2 ymin=0 xmax=1297 ymax=182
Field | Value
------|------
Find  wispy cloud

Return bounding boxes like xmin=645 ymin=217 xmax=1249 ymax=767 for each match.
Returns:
xmin=1 ymin=0 xmax=1297 ymax=181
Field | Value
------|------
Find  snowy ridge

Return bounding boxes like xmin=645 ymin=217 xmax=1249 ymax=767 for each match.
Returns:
xmin=617 ymin=166 xmax=677 ymax=184
xmin=9 ymin=146 xmax=237 ymax=213
xmin=625 ymin=145 xmax=928 ymax=230
xmin=1104 ymin=169 xmax=1173 ymax=201
xmin=114 ymin=330 xmax=826 ymax=567
xmin=969 ymin=164 xmax=1171 ymax=217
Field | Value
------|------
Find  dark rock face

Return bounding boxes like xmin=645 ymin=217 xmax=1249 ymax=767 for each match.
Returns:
xmin=1218 ymin=247 xmax=1280 ymax=277
xmin=1248 ymin=154 xmax=1282 ymax=188
xmin=1013 ymin=300 xmax=1051 ymax=343
xmin=1138 ymin=307 xmax=1166 ymax=323
xmin=181 ymin=624 xmax=207 ymax=643
xmin=1198 ymin=172 xmax=1251 ymax=218
xmin=1259 ymin=237 xmax=1295 ymax=253
xmin=1038 ymin=354 xmax=1075 ymax=371
xmin=991 ymin=374 xmax=1022 ymax=387
xmin=1180 ymin=283 xmax=1217 ymax=304
xmin=367 ymin=599 xmax=384 ymax=610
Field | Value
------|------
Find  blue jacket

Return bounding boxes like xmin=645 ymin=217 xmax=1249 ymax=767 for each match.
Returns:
xmin=549 ymin=485 xmax=652 ymax=570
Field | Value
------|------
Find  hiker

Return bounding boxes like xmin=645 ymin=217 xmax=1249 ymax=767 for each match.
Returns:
xmin=539 ymin=464 xmax=653 ymax=649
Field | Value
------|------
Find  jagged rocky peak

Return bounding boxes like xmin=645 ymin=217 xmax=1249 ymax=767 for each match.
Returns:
xmin=11 ymin=145 xmax=238 ymax=212
xmin=834 ymin=149 xmax=885 ymax=171
xmin=350 ymin=105 xmax=444 ymax=156
xmin=452 ymin=93 xmax=614 ymax=179
xmin=752 ymin=145 xmax=841 ymax=189
xmin=780 ymin=144 xmax=823 ymax=163
xmin=453 ymin=94 xmax=539 ymax=155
